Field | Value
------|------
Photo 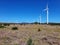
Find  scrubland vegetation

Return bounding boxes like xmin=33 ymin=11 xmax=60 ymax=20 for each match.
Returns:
xmin=0 ymin=23 xmax=60 ymax=45
xmin=12 ymin=27 xmax=18 ymax=30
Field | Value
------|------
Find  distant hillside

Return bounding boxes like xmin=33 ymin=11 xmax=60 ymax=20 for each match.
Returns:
xmin=0 ymin=22 xmax=60 ymax=25
xmin=48 ymin=23 xmax=60 ymax=25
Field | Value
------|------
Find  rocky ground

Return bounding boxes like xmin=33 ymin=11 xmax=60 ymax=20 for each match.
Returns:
xmin=0 ymin=24 xmax=60 ymax=45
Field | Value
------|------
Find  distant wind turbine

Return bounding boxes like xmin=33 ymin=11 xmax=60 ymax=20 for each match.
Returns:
xmin=44 ymin=4 xmax=49 ymax=24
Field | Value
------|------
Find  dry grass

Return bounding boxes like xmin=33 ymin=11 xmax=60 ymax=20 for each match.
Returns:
xmin=0 ymin=24 xmax=60 ymax=45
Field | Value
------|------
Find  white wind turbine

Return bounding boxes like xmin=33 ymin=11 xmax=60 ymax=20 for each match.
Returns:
xmin=44 ymin=4 xmax=49 ymax=24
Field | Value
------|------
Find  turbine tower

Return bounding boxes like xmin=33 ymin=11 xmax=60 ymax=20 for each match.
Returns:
xmin=44 ymin=4 xmax=49 ymax=24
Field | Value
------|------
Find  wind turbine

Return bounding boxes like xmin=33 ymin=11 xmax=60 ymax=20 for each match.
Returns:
xmin=44 ymin=4 xmax=49 ymax=24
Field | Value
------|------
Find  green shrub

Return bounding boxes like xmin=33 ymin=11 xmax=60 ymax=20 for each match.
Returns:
xmin=27 ymin=38 xmax=34 ymax=45
xmin=12 ymin=27 xmax=18 ymax=30
xmin=0 ymin=25 xmax=6 ymax=28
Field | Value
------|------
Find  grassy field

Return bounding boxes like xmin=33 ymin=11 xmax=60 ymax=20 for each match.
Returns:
xmin=0 ymin=24 xmax=60 ymax=45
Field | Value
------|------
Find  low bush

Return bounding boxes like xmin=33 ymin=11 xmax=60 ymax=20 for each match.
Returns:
xmin=12 ymin=27 xmax=18 ymax=30
xmin=38 ymin=28 xmax=41 ymax=32
xmin=27 ymin=38 xmax=34 ymax=45
xmin=0 ymin=25 xmax=6 ymax=28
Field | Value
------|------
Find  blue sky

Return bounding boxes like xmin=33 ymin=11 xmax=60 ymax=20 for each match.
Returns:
xmin=0 ymin=0 xmax=60 ymax=23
